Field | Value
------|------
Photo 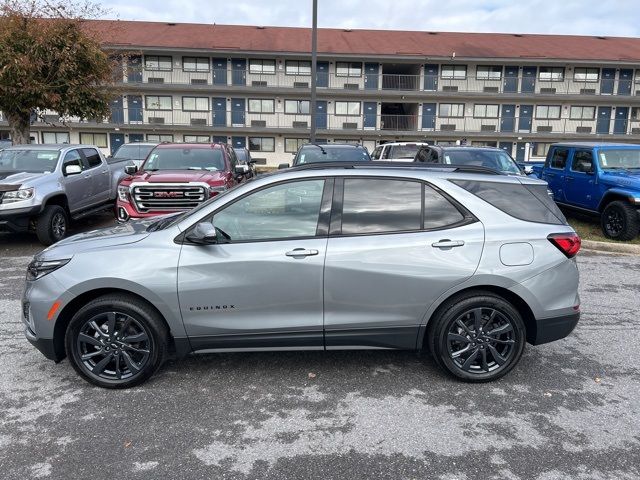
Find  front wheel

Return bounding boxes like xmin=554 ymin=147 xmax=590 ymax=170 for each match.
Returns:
xmin=65 ymin=294 xmax=169 ymax=388
xmin=36 ymin=205 xmax=68 ymax=245
xmin=427 ymin=292 xmax=526 ymax=382
xmin=601 ymin=201 xmax=639 ymax=241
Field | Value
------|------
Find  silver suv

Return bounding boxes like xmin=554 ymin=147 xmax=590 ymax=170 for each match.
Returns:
xmin=23 ymin=163 xmax=581 ymax=388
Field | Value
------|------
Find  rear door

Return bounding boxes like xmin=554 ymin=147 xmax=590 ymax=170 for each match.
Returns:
xmin=541 ymin=146 xmax=570 ymax=202
xmin=564 ymin=149 xmax=598 ymax=209
xmin=81 ymin=147 xmax=110 ymax=205
xmin=61 ymin=149 xmax=92 ymax=212
xmin=323 ymin=177 xmax=484 ymax=349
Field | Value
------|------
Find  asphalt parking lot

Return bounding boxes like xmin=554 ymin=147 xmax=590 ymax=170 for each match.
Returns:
xmin=1 ymin=219 xmax=639 ymax=480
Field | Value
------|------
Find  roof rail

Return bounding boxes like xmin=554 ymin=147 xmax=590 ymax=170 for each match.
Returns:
xmin=287 ymin=161 xmax=503 ymax=175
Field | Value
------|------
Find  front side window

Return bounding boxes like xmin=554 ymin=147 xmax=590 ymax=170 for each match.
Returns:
xmin=371 ymin=146 xmax=383 ymax=160
xmin=574 ymin=67 xmax=599 ymax=82
xmin=248 ymin=99 xmax=275 ymax=113
xmin=286 ymin=60 xmax=311 ymax=75
xmin=441 ymin=65 xmax=467 ymax=79
xmin=535 ymin=105 xmax=561 ymax=119
xmin=439 ymin=103 xmax=465 ymax=118
xmin=336 ymin=62 xmax=362 ymax=77
xmin=473 ymin=104 xmax=499 ymax=118
xmin=285 ymin=100 xmax=310 ymax=114
xmin=211 ymin=179 xmax=325 ymax=241
xmin=79 ymin=132 xmax=108 ymax=148
xmin=183 ymin=57 xmax=209 ymax=72
xmin=571 ymin=150 xmax=594 ymax=173
xmin=182 ymin=97 xmax=209 ymax=112
xmin=62 ymin=149 xmax=83 ymax=171
xmin=549 ymin=148 xmax=569 ymax=169
xmin=570 ymin=106 xmax=596 ymax=120
xmin=476 ymin=66 xmax=503 ymax=80
xmin=285 ymin=138 xmax=308 ymax=153
xmin=145 ymin=55 xmax=172 ymax=71
xmin=146 ymin=96 xmax=172 ymax=110
xmin=249 ymin=59 xmax=276 ymax=74
xmin=335 ymin=101 xmax=361 ymax=115
xmin=249 ymin=137 xmax=275 ymax=152
xmin=539 ymin=67 xmax=564 ymax=81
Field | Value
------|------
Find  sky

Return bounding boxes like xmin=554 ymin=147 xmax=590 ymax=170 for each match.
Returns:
xmin=93 ymin=0 xmax=640 ymax=37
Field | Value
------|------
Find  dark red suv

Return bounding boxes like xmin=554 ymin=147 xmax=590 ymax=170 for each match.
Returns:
xmin=116 ymin=143 xmax=247 ymax=221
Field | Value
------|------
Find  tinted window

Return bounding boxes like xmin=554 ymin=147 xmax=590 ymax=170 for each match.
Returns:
xmin=371 ymin=146 xmax=382 ymax=160
xmin=342 ymin=179 xmax=422 ymax=234
xmin=452 ymin=180 xmax=566 ymax=225
xmin=442 ymin=149 xmax=521 ymax=175
xmin=389 ymin=145 xmax=421 ymax=159
xmin=63 ymin=150 xmax=84 ymax=171
xmin=82 ymin=148 xmax=102 ymax=168
xmin=211 ymin=180 xmax=325 ymax=241
xmin=424 ymin=184 xmax=465 ymax=228
xmin=144 ymin=148 xmax=225 ymax=171
xmin=234 ymin=149 xmax=248 ymax=163
xmin=415 ymin=147 xmax=438 ymax=163
xmin=571 ymin=151 xmax=594 ymax=173
xmin=295 ymin=146 xmax=370 ymax=165
xmin=549 ymin=148 xmax=568 ymax=170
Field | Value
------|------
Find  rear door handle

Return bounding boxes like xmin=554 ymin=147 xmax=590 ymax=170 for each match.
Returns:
xmin=432 ymin=240 xmax=465 ymax=249
xmin=285 ymin=248 xmax=319 ymax=258
xmin=565 ymin=176 xmax=574 ymax=181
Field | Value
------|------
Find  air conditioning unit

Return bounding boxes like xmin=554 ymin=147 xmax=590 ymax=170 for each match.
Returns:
xmin=342 ymin=122 xmax=358 ymax=129
xmin=480 ymin=124 xmax=496 ymax=132
xmin=251 ymin=120 xmax=267 ymax=127
xmin=442 ymin=86 xmax=458 ymax=92
xmin=294 ymin=82 xmax=309 ymax=88
xmin=483 ymin=86 xmax=499 ymax=93
xmin=632 ymin=128 xmax=640 ymax=134
xmin=292 ymin=121 xmax=308 ymax=128
xmin=580 ymin=88 xmax=596 ymax=95
xmin=190 ymin=118 xmax=207 ymax=126
xmin=576 ymin=126 xmax=592 ymax=133
xmin=148 ymin=77 xmax=165 ymax=84
xmin=441 ymin=124 xmax=456 ymax=130
xmin=190 ymin=79 xmax=207 ymax=85
xmin=148 ymin=117 xmax=165 ymax=124
xmin=252 ymin=81 xmax=267 ymax=87
xmin=540 ymin=87 xmax=556 ymax=94
xmin=343 ymin=83 xmax=359 ymax=90
xmin=537 ymin=126 xmax=553 ymax=132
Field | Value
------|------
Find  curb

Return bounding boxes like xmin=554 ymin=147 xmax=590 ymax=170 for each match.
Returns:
xmin=581 ymin=239 xmax=640 ymax=255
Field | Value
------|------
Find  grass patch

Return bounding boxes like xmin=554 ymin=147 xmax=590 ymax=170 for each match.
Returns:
xmin=564 ymin=212 xmax=640 ymax=244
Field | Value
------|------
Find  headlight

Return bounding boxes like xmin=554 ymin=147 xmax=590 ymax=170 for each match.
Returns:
xmin=209 ymin=185 xmax=227 ymax=195
xmin=3 ymin=187 xmax=35 ymax=203
xmin=117 ymin=185 xmax=130 ymax=202
xmin=26 ymin=258 xmax=71 ymax=281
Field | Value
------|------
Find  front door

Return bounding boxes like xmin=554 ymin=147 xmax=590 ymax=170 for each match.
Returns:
xmin=127 ymin=55 xmax=142 ymax=83
xmin=231 ymin=98 xmax=245 ymax=126
xmin=518 ymin=104 xmax=533 ymax=132
xmin=565 ymin=149 xmax=598 ymax=209
xmin=424 ymin=64 xmax=438 ymax=91
xmin=498 ymin=142 xmax=513 ymax=156
xmin=515 ymin=142 xmax=527 ymax=162
xmin=110 ymin=97 xmax=124 ymax=124
xmin=316 ymin=62 xmax=329 ymax=88
xmin=601 ymin=68 xmax=615 ymax=95
xmin=500 ymin=104 xmax=516 ymax=132
xmin=212 ymin=58 xmax=227 ymax=85
xmin=323 ymin=177 xmax=484 ymax=349
xmin=232 ymin=59 xmax=246 ymax=86
xmin=364 ymin=63 xmax=379 ymax=90
xmin=178 ymin=178 xmax=331 ymax=348
xmin=231 ymin=136 xmax=246 ymax=148
xmin=596 ymin=107 xmax=612 ymax=134
xmin=618 ymin=69 xmax=633 ymax=96
xmin=212 ymin=97 xmax=227 ymax=127
xmin=109 ymin=133 xmax=124 ymax=155
xmin=128 ymin=134 xmax=144 ymax=143
xmin=614 ymin=107 xmax=629 ymax=134
xmin=61 ymin=148 xmax=92 ymax=212
xmin=521 ymin=67 xmax=536 ymax=93
xmin=421 ymin=103 xmax=436 ymax=130
xmin=315 ymin=101 xmax=327 ymax=129
xmin=128 ymin=95 xmax=143 ymax=123
xmin=363 ymin=102 xmax=377 ymax=129
xmin=504 ymin=66 xmax=518 ymax=93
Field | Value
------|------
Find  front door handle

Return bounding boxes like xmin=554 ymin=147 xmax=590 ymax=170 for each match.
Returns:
xmin=432 ymin=240 xmax=465 ymax=249
xmin=285 ymin=248 xmax=319 ymax=258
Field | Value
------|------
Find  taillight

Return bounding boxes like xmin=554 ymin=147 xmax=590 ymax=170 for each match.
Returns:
xmin=548 ymin=233 xmax=581 ymax=258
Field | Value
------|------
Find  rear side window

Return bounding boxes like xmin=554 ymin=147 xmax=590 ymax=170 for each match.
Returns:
xmin=82 ymin=148 xmax=102 ymax=168
xmin=451 ymin=180 xmax=567 ymax=225
xmin=549 ymin=148 xmax=569 ymax=170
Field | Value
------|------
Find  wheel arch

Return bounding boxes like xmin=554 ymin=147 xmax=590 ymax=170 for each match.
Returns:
xmin=598 ymin=190 xmax=635 ymax=212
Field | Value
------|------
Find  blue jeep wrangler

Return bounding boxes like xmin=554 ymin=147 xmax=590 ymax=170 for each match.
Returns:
xmin=535 ymin=142 xmax=640 ymax=240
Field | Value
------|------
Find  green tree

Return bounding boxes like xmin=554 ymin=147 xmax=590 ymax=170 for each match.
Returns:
xmin=0 ymin=0 xmax=115 ymax=144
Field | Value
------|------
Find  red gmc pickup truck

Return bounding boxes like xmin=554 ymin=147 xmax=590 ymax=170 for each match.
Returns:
xmin=116 ymin=143 xmax=249 ymax=221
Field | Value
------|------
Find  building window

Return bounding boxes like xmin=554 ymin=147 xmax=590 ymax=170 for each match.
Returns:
xmin=336 ymin=62 xmax=362 ymax=77
xmin=441 ymin=65 xmax=467 ymax=79
xmin=249 ymin=137 xmax=275 ymax=152
xmin=285 ymin=60 xmax=311 ymax=75
xmin=249 ymin=59 xmax=276 ymax=74
xmin=632 ymin=107 xmax=640 ymax=120
xmin=147 ymin=134 xmax=173 ymax=142
xmin=145 ymin=96 xmax=172 ymax=110
xmin=42 ymin=132 xmax=70 ymax=144
xmin=439 ymin=103 xmax=465 ymax=118
xmin=533 ymin=143 xmax=553 ymax=157
xmin=284 ymin=100 xmax=310 ymax=114
xmin=476 ymin=66 xmax=503 ymax=80
xmin=574 ymin=67 xmax=599 ymax=82
xmin=570 ymin=106 xmax=596 ymax=120
xmin=79 ymin=132 xmax=108 ymax=148
xmin=473 ymin=104 xmax=499 ymax=118
xmin=538 ymin=67 xmax=564 ymax=81
xmin=183 ymin=57 xmax=209 ymax=72
xmin=248 ymin=99 xmax=275 ymax=113
xmin=335 ymin=101 xmax=361 ymax=115
xmin=182 ymin=97 xmax=209 ymax=111
xmin=184 ymin=135 xmax=211 ymax=143
xmin=285 ymin=138 xmax=308 ymax=152
xmin=535 ymin=105 xmax=561 ymax=119
xmin=635 ymin=70 xmax=640 ymax=84
xmin=144 ymin=55 xmax=172 ymax=71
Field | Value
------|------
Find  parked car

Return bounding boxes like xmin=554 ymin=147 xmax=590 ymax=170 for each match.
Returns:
xmin=0 ymin=144 xmax=127 ymax=245
xmin=536 ymin=142 xmax=640 ymax=240
xmin=414 ymin=146 xmax=524 ymax=175
xmin=371 ymin=142 xmax=429 ymax=161
xmin=23 ymin=162 xmax=580 ymax=388
xmin=233 ymin=147 xmax=257 ymax=178
xmin=110 ymin=142 xmax=157 ymax=169
xmin=116 ymin=143 xmax=249 ymax=221
xmin=278 ymin=144 xmax=371 ymax=169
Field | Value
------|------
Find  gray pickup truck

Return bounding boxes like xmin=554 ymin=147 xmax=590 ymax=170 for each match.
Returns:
xmin=0 ymin=144 xmax=126 ymax=245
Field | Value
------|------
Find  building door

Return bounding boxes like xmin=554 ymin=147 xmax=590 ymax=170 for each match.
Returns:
xmin=316 ymin=62 xmax=329 ymax=88
xmin=109 ymin=96 xmax=124 ymax=124
xmin=618 ymin=69 xmax=633 ymax=96
xmin=127 ymin=55 xmax=142 ymax=83
xmin=127 ymin=95 xmax=143 ymax=123
xmin=232 ymin=59 xmax=246 ymax=86
xmin=518 ymin=105 xmax=533 ymax=132
xmin=315 ymin=101 xmax=327 ymax=129
xmin=521 ymin=67 xmax=536 ymax=93
xmin=212 ymin=58 xmax=227 ymax=85
xmin=212 ymin=136 xmax=228 ymax=144
xmin=421 ymin=103 xmax=436 ymax=130
xmin=231 ymin=98 xmax=245 ymax=126
xmin=363 ymin=102 xmax=377 ymax=129
xmin=614 ymin=107 xmax=629 ymax=134
xmin=503 ymin=66 xmax=518 ymax=93
xmin=515 ymin=142 xmax=527 ymax=162
xmin=423 ymin=64 xmax=438 ymax=91
xmin=600 ymin=68 xmax=615 ymax=95
xmin=231 ymin=136 xmax=246 ymax=148
xmin=596 ymin=107 xmax=611 ymax=134
xmin=500 ymin=104 xmax=516 ymax=132
xmin=212 ymin=97 xmax=227 ymax=127
xmin=128 ymin=134 xmax=144 ymax=143
xmin=109 ymin=133 xmax=125 ymax=155
xmin=364 ymin=63 xmax=379 ymax=90
xmin=498 ymin=142 xmax=513 ymax=156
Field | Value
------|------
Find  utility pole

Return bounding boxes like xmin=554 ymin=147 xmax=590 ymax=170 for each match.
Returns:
xmin=309 ymin=0 xmax=318 ymax=143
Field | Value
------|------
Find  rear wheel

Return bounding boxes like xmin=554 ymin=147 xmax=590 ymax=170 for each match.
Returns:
xmin=35 ymin=205 xmax=68 ymax=245
xmin=601 ymin=201 xmax=639 ymax=241
xmin=427 ymin=292 xmax=526 ymax=382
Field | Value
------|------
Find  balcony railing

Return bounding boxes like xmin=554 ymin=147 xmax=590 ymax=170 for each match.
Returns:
xmin=118 ymin=68 xmax=640 ymax=96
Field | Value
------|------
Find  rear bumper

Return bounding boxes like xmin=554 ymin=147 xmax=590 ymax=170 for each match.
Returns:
xmin=529 ymin=312 xmax=580 ymax=345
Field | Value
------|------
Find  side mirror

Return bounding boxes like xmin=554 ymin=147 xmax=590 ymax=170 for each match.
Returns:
xmin=234 ymin=164 xmax=249 ymax=175
xmin=186 ymin=222 xmax=218 ymax=244
xmin=278 ymin=163 xmax=290 ymax=170
xmin=124 ymin=164 xmax=138 ymax=175
xmin=64 ymin=163 xmax=82 ymax=175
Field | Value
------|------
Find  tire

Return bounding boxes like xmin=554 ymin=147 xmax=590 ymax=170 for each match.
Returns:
xmin=35 ymin=205 xmax=69 ymax=245
xmin=427 ymin=291 xmax=526 ymax=382
xmin=65 ymin=294 xmax=169 ymax=389
xmin=601 ymin=201 xmax=640 ymax=241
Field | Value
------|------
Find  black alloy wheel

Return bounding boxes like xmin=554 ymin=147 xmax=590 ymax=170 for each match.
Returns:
xmin=601 ymin=201 xmax=639 ymax=241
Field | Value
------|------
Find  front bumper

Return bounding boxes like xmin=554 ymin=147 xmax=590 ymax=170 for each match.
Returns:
xmin=0 ymin=205 xmax=41 ymax=232
xmin=25 ymin=327 xmax=60 ymax=361
xmin=116 ymin=200 xmax=172 ymax=221
xmin=529 ymin=311 xmax=580 ymax=345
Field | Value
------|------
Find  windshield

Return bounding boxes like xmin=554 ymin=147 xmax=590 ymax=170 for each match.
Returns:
xmin=0 ymin=149 xmax=60 ymax=173
xmin=598 ymin=149 xmax=640 ymax=169
xmin=142 ymin=147 xmax=225 ymax=171
xmin=442 ymin=150 xmax=521 ymax=175
xmin=389 ymin=145 xmax=421 ymax=159
xmin=114 ymin=144 xmax=155 ymax=160
xmin=295 ymin=146 xmax=371 ymax=165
